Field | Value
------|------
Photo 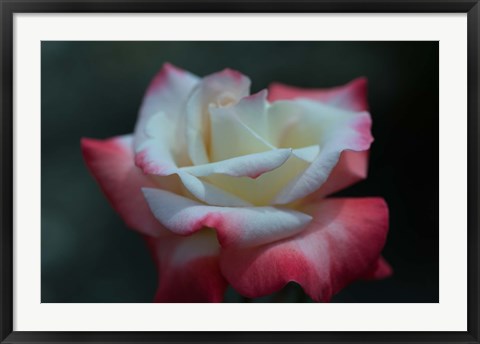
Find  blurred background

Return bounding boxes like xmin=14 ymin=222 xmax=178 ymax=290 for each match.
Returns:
xmin=41 ymin=41 xmax=438 ymax=303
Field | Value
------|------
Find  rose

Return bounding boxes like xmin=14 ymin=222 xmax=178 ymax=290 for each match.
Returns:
xmin=82 ymin=63 xmax=391 ymax=302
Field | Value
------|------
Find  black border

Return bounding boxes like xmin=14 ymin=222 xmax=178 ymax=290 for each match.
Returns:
xmin=1 ymin=1 xmax=479 ymax=343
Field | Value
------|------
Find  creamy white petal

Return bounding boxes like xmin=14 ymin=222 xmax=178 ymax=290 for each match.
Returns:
xmin=204 ymin=154 xmax=310 ymax=206
xmin=176 ymin=171 xmax=251 ymax=207
xmin=185 ymin=69 xmax=251 ymax=165
xmin=232 ymin=90 xmax=270 ymax=140
xmin=209 ymin=103 xmax=274 ymax=162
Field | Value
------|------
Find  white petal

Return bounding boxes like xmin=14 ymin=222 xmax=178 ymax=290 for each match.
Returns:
xmin=142 ymin=188 xmax=312 ymax=248
xmin=134 ymin=63 xmax=199 ymax=168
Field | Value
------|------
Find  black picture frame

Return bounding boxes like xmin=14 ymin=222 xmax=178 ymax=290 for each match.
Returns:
xmin=1 ymin=1 xmax=478 ymax=343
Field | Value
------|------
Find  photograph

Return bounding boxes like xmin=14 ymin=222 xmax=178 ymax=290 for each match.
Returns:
xmin=41 ymin=41 xmax=439 ymax=303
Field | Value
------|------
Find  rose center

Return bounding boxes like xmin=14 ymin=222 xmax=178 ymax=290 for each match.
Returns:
xmin=216 ymin=93 xmax=237 ymax=107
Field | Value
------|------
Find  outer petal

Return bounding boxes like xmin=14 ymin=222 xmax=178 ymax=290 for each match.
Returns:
xmin=134 ymin=113 xmax=179 ymax=174
xmin=144 ymin=230 xmax=227 ymax=302
xmin=270 ymin=100 xmax=373 ymax=204
xmin=362 ymin=256 xmax=393 ymax=280
xmin=142 ymin=188 xmax=312 ymax=248
xmin=268 ymin=77 xmax=368 ymax=112
xmin=305 ymin=150 xmax=369 ymax=200
xmin=220 ymin=198 xmax=389 ymax=302
xmin=268 ymin=78 xmax=370 ymax=197
xmin=134 ymin=63 xmax=200 ymax=171
xmin=81 ymin=135 xmax=174 ymax=237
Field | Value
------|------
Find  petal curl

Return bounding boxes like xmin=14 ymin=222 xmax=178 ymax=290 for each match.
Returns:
xmin=268 ymin=77 xmax=368 ymax=112
xmin=144 ymin=230 xmax=227 ymax=302
xmin=142 ymin=188 xmax=312 ymax=248
xmin=181 ymin=148 xmax=292 ymax=179
xmin=81 ymin=135 xmax=176 ymax=236
xmin=176 ymin=171 xmax=251 ymax=207
xmin=219 ymin=198 xmax=389 ymax=302
xmin=203 ymin=153 xmax=310 ymax=206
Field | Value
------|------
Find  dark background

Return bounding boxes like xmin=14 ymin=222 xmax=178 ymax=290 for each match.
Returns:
xmin=41 ymin=41 xmax=438 ymax=303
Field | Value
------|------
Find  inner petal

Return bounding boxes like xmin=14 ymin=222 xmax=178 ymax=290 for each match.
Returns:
xmin=209 ymin=104 xmax=274 ymax=162
xmin=204 ymin=153 xmax=311 ymax=206
xmin=185 ymin=69 xmax=251 ymax=166
xmin=207 ymin=90 xmax=274 ymax=164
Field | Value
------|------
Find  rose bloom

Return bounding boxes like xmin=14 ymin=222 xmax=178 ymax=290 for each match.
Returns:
xmin=82 ymin=64 xmax=391 ymax=302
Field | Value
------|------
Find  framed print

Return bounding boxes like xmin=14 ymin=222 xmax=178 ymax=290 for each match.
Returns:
xmin=1 ymin=1 xmax=479 ymax=343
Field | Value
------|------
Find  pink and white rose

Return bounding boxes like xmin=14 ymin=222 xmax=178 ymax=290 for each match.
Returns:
xmin=82 ymin=63 xmax=391 ymax=302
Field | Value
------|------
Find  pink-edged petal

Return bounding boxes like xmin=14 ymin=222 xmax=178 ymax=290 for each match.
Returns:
xmin=305 ymin=150 xmax=369 ymax=200
xmin=81 ymin=135 xmax=175 ymax=237
xmin=142 ymin=188 xmax=312 ymax=248
xmin=268 ymin=77 xmax=368 ymax=112
xmin=270 ymin=100 xmax=373 ymax=204
xmin=180 ymin=148 xmax=292 ymax=179
xmin=135 ymin=113 xmax=179 ymax=175
xmin=362 ymin=256 xmax=393 ymax=280
xmin=220 ymin=198 xmax=389 ymax=302
xmin=134 ymin=63 xmax=199 ymax=171
xmin=144 ymin=230 xmax=227 ymax=302
xmin=186 ymin=68 xmax=251 ymax=165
